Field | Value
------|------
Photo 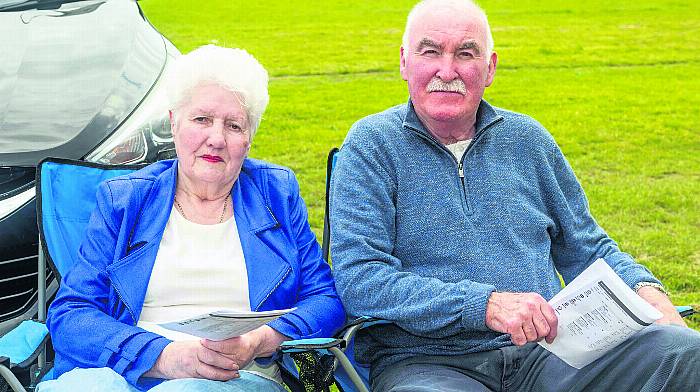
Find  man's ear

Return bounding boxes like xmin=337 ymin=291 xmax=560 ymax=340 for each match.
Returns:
xmin=485 ymin=51 xmax=498 ymax=87
xmin=400 ymin=46 xmax=408 ymax=81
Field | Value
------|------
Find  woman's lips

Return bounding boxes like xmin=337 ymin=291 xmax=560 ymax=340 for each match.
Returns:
xmin=201 ymin=155 xmax=223 ymax=163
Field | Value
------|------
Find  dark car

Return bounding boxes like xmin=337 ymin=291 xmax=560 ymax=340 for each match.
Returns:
xmin=0 ymin=0 xmax=178 ymax=335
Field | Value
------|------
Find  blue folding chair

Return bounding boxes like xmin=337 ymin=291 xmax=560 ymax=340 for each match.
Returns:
xmin=278 ymin=147 xmax=390 ymax=392
xmin=0 ymin=156 xmax=373 ymax=392
xmin=0 ymin=158 xmax=143 ymax=392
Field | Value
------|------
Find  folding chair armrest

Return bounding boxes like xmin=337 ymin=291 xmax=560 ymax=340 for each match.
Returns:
xmin=677 ymin=305 xmax=695 ymax=318
xmin=277 ymin=316 xmax=388 ymax=392
xmin=278 ymin=338 xmax=346 ymax=392
xmin=340 ymin=316 xmax=390 ymax=342
xmin=0 ymin=320 xmax=49 ymax=369
xmin=278 ymin=338 xmax=370 ymax=392
xmin=279 ymin=338 xmax=345 ymax=354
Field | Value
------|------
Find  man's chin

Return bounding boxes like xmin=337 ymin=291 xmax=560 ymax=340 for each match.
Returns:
xmin=421 ymin=106 xmax=470 ymax=123
xmin=415 ymin=95 xmax=479 ymax=122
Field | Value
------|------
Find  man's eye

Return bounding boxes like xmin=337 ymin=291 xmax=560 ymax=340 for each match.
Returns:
xmin=193 ymin=116 xmax=210 ymax=123
xmin=421 ymin=49 xmax=439 ymax=56
xmin=458 ymin=51 xmax=475 ymax=59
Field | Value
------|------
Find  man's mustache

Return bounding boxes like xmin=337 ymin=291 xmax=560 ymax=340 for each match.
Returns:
xmin=426 ymin=78 xmax=466 ymax=94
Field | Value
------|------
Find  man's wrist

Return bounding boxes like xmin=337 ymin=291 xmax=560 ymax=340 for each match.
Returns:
xmin=633 ymin=281 xmax=668 ymax=296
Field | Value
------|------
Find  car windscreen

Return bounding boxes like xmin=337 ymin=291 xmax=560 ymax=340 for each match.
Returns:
xmin=0 ymin=0 xmax=115 ymax=154
xmin=0 ymin=0 xmax=85 ymax=12
xmin=0 ymin=0 xmax=162 ymax=157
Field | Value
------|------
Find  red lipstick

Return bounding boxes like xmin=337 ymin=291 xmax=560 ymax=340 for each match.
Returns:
xmin=201 ymin=155 xmax=223 ymax=163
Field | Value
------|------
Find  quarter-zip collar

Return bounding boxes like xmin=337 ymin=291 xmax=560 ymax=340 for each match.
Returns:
xmin=401 ymin=99 xmax=504 ymax=217
xmin=402 ymin=98 xmax=503 ymax=145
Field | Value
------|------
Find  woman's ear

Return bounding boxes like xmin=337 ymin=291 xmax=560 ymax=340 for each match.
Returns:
xmin=169 ymin=110 xmax=177 ymax=135
xmin=245 ymin=139 xmax=251 ymax=157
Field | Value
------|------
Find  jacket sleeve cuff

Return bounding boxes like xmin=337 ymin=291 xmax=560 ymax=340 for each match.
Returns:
xmin=461 ymin=282 xmax=496 ymax=331
xmin=267 ymin=316 xmax=322 ymax=341
xmin=124 ymin=336 xmax=171 ymax=388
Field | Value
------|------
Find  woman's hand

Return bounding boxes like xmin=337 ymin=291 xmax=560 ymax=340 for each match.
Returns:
xmin=144 ymin=340 xmax=240 ymax=380
xmin=200 ymin=325 xmax=289 ymax=369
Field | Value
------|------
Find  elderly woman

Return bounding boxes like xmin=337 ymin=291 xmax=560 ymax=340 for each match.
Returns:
xmin=38 ymin=45 xmax=344 ymax=391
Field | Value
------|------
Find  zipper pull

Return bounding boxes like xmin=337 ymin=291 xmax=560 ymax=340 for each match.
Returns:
xmin=458 ymin=162 xmax=464 ymax=178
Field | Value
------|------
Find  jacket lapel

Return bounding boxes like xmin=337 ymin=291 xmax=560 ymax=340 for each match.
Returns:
xmin=233 ymin=167 xmax=291 ymax=311
xmin=106 ymin=161 xmax=177 ymax=323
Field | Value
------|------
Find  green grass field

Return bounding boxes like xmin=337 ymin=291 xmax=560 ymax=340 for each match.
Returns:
xmin=139 ymin=0 xmax=699 ymax=333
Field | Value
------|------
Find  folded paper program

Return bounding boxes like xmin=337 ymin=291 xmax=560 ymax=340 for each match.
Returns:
xmin=539 ymin=259 xmax=661 ymax=368
xmin=149 ymin=308 xmax=296 ymax=341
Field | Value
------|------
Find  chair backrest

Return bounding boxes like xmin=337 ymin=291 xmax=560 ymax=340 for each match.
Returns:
xmin=37 ymin=158 xmax=143 ymax=281
xmin=321 ymin=147 xmax=339 ymax=263
xmin=318 ymin=147 xmax=372 ymax=391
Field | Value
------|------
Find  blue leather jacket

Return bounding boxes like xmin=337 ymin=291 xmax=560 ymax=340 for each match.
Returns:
xmin=47 ymin=158 xmax=344 ymax=389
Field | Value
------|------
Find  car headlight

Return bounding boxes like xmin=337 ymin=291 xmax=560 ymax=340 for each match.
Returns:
xmin=85 ymin=65 xmax=174 ymax=165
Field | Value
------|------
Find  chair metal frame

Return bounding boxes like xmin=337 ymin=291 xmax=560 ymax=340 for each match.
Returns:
xmin=0 ymin=245 xmax=49 ymax=392
xmin=280 ymin=147 xmax=372 ymax=392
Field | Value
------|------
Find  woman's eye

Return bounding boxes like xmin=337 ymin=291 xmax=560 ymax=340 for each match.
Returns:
xmin=226 ymin=122 xmax=243 ymax=132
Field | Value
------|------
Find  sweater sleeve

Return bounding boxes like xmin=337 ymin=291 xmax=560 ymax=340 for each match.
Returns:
xmin=330 ymin=123 xmax=495 ymax=337
xmin=544 ymin=142 xmax=661 ymax=289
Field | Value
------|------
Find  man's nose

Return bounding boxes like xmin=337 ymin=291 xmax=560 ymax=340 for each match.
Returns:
xmin=435 ymin=56 xmax=459 ymax=82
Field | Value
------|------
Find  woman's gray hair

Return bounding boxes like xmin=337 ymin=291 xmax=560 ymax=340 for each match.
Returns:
xmin=165 ymin=45 xmax=269 ymax=139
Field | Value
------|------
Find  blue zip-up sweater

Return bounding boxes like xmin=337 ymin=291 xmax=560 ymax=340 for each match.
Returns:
xmin=47 ymin=158 xmax=344 ymax=390
xmin=329 ymin=100 xmax=660 ymax=379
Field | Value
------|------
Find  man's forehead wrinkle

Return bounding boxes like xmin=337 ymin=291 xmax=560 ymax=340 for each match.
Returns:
xmin=413 ymin=33 xmax=482 ymax=53
xmin=408 ymin=5 xmax=490 ymax=48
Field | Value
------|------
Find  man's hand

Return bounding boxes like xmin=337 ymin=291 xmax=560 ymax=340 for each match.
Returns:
xmin=200 ymin=326 xmax=288 ymax=369
xmin=144 ymin=340 xmax=240 ymax=380
xmin=485 ymin=292 xmax=558 ymax=346
xmin=637 ymin=286 xmax=687 ymax=327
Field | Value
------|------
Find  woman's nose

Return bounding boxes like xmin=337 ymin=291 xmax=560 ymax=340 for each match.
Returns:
xmin=207 ymin=121 xmax=227 ymax=147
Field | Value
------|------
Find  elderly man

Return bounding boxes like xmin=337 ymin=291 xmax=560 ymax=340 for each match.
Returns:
xmin=330 ymin=0 xmax=700 ymax=391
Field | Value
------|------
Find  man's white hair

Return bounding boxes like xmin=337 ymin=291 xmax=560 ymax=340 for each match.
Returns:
xmin=165 ymin=45 xmax=269 ymax=139
xmin=402 ymin=0 xmax=494 ymax=57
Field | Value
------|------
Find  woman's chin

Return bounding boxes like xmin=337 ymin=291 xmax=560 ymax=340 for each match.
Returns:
xmin=189 ymin=168 xmax=230 ymax=185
